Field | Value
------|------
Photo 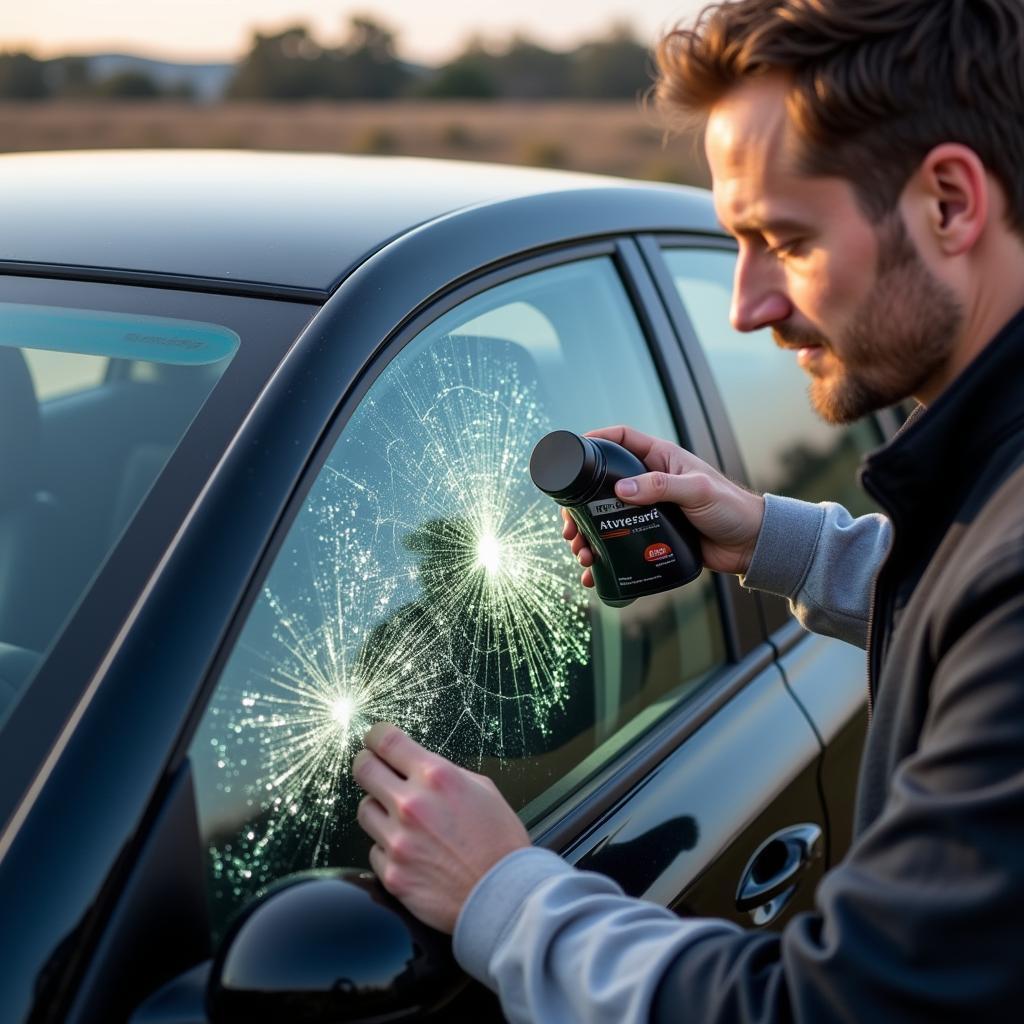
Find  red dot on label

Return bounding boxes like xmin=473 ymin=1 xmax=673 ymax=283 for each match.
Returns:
xmin=644 ymin=543 xmax=672 ymax=563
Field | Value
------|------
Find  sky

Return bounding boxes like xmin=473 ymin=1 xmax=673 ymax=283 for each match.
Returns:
xmin=2 ymin=1 xmax=709 ymax=65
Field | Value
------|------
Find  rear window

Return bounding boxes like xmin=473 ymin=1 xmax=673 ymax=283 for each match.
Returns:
xmin=0 ymin=302 xmax=238 ymax=729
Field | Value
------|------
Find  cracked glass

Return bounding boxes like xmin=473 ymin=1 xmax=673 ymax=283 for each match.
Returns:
xmin=190 ymin=257 xmax=726 ymax=936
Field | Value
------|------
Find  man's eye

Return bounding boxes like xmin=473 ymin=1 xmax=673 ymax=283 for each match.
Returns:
xmin=767 ymin=239 xmax=807 ymax=259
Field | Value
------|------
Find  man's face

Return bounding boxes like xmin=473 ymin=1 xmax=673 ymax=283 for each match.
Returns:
xmin=705 ymin=75 xmax=962 ymax=423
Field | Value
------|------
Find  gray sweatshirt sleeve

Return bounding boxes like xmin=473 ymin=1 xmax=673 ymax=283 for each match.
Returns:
xmin=453 ymin=846 xmax=741 ymax=1024
xmin=738 ymin=493 xmax=892 ymax=649
xmin=451 ymin=497 xmax=893 ymax=1021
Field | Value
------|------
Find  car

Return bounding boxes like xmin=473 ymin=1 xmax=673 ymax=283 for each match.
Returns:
xmin=0 ymin=149 xmax=900 ymax=1023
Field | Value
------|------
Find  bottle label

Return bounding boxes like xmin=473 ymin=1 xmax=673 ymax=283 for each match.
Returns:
xmin=644 ymin=542 xmax=672 ymax=562
xmin=580 ymin=501 xmax=693 ymax=595
xmin=587 ymin=497 xmax=628 ymax=516
xmin=594 ymin=506 xmax=662 ymax=536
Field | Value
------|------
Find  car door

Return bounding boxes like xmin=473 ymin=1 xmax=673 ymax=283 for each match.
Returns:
xmin=108 ymin=240 xmax=828 ymax=1023
xmin=640 ymin=235 xmax=887 ymax=866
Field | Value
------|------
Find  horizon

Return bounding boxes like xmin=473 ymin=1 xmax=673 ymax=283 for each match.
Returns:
xmin=1 ymin=1 xmax=706 ymax=66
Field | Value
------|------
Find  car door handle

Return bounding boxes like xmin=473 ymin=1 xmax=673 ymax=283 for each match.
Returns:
xmin=735 ymin=823 xmax=823 ymax=917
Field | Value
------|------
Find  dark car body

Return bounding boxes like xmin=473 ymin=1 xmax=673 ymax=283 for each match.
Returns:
xmin=0 ymin=151 xmax=889 ymax=1023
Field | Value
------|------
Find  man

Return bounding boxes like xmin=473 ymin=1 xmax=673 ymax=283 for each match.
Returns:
xmin=352 ymin=1 xmax=1024 ymax=1019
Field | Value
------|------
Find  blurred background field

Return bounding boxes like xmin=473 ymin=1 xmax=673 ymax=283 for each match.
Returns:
xmin=0 ymin=12 xmax=709 ymax=185
xmin=0 ymin=99 xmax=708 ymax=184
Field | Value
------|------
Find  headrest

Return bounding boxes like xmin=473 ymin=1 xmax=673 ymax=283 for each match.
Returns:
xmin=0 ymin=348 xmax=41 ymax=513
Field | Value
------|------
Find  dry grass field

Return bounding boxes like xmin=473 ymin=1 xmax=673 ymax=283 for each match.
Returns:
xmin=0 ymin=100 xmax=710 ymax=186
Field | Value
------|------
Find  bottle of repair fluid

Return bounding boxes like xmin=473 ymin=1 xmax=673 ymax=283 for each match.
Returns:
xmin=530 ymin=430 xmax=703 ymax=607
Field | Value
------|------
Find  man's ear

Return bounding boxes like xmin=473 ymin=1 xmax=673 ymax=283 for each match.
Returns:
xmin=908 ymin=143 xmax=989 ymax=256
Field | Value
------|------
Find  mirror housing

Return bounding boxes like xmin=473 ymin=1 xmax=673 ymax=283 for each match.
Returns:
xmin=206 ymin=868 xmax=465 ymax=1023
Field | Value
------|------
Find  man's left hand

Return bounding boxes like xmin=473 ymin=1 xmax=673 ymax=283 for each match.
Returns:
xmin=352 ymin=722 xmax=531 ymax=933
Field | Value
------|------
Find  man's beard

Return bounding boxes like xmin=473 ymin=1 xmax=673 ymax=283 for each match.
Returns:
xmin=774 ymin=215 xmax=963 ymax=425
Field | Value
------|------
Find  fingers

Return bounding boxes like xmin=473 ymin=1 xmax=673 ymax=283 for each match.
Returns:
xmin=363 ymin=722 xmax=431 ymax=778
xmin=368 ymin=843 xmax=391 ymax=891
xmin=613 ymin=469 xmax=709 ymax=511
xmin=352 ymin=748 xmax=406 ymax=810
xmin=568 ymin=523 xmax=593 ymax=574
xmin=561 ymin=508 xmax=578 ymax=541
xmin=357 ymin=795 xmax=397 ymax=849
xmin=562 ymin=508 xmax=593 ymax=577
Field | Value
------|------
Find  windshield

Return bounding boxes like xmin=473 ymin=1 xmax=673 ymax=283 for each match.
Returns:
xmin=0 ymin=301 xmax=239 ymax=728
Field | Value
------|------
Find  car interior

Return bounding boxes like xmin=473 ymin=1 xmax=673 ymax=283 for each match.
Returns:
xmin=0 ymin=344 xmax=226 ymax=726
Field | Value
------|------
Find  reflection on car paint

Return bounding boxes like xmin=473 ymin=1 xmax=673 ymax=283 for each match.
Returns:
xmin=579 ymin=815 xmax=700 ymax=897
xmin=193 ymin=335 xmax=590 ymax=924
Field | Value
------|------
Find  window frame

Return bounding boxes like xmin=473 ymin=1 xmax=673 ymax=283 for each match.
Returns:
xmin=179 ymin=237 xmax=778 ymax=864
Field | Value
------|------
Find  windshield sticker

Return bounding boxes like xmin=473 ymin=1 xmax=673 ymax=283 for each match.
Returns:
xmin=195 ymin=335 xmax=591 ymax=919
xmin=0 ymin=303 xmax=240 ymax=365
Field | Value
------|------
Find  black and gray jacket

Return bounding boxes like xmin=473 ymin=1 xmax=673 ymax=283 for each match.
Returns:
xmin=452 ymin=308 xmax=1024 ymax=1022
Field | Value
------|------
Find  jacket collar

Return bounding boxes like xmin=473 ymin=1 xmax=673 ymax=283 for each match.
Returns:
xmin=860 ymin=304 xmax=1024 ymax=532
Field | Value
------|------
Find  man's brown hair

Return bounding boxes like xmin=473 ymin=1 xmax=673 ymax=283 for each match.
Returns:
xmin=656 ymin=0 xmax=1024 ymax=232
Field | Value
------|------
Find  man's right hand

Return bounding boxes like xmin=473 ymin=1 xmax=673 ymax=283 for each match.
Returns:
xmin=561 ymin=425 xmax=766 ymax=587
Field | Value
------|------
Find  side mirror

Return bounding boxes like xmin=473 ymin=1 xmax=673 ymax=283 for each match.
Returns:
xmin=209 ymin=868 xmax=465 ymax=1023
xmin=131 ymin=869 xmax=466 ymax=1024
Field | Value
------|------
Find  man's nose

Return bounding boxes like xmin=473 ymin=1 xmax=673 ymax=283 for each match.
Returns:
xmin=731 ymin=255 xmax=791 ymax=332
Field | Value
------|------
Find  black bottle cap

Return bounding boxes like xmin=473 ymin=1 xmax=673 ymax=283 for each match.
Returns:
xmin=530 ymin=430 xmax=599 ymax=502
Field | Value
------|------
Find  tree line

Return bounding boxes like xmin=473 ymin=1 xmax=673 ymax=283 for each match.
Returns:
xmin=0 ymin=55 xmax=193 ymax=100
xmin=0 ymin=17 xmax=654 ymax=101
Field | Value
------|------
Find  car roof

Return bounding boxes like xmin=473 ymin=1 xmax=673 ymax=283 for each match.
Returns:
xmin=0 ymin=150 xmax=720 ymax=300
